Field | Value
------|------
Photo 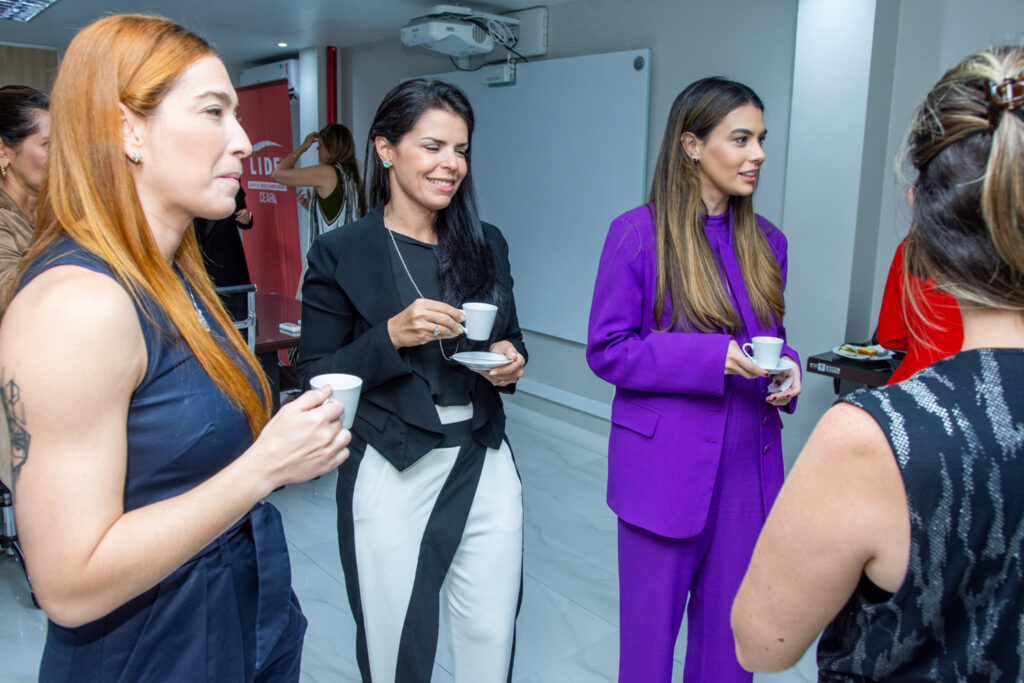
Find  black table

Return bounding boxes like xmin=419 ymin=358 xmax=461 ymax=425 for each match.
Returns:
xmin=805 ymin=348 xmax=905 ymax=394
xmin=254 ymin=293 xmax=303 ymax=411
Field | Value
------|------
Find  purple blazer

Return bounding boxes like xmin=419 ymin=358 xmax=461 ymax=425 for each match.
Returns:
xmin=587 ymin=205 xmax=798 ymax=538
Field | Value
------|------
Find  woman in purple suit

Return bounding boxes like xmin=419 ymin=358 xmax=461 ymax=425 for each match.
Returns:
xmin=587 ymin=77 xmax=801 ymax=682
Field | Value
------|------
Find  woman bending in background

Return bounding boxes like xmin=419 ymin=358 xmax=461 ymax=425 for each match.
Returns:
xmin=0 ymin=85 xmax=49 ymax=299
xmin=734 ymin=46 xmax=1024 ymax=679
xmin=587 ymin=77 xmax=800 ymax=683
xmin=1 ymin=15 xmax=349 ymax=680
xmin=272 ymin=122 xmax=365 ymax=246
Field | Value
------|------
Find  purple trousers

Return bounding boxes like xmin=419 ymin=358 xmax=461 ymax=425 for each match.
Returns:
xmin=617 ymin=376 xmax=770 ymax=682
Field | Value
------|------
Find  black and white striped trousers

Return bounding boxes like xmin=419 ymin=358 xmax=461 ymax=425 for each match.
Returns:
xmin=336 ymin=404 xmax=523 ymax=682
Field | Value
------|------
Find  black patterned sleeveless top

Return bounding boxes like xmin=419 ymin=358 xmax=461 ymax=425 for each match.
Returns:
xmin=816 ymin=348 xmax=1024 ymax=682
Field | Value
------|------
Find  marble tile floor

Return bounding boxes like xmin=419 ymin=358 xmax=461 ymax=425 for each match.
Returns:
xmin=0 ymin=402 xmax=817 ymax=682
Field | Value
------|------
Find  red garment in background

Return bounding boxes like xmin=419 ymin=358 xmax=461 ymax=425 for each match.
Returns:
xmin=877 ymin=241 xmax=963 ymax=384
xmin=236 ymin=80 xmax=302 ymax=296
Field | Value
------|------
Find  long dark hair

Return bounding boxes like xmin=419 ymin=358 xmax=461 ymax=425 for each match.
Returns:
xmin=318 ymin=122 xmax=365 ymax=216
xmin=365 ymin=78 xmax=503 ymax=313
xmin=0 ymin=85 xmax=50 ymax=148
xmin=903 ymin=46 xmax=1024 ymax=312
xmin=648 ymin=77 xmax=784 ymax=332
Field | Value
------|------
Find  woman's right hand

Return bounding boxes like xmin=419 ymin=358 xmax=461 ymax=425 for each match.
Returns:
xmin=725 ymin=339 xmax=769 ymax=379
xmin=299 ymin=131 xmax=319 ymax=152
xmin=387 ymin=298 xmax=465 ymax=349
xmin=246 ymin=387 xmax=350 ymax=492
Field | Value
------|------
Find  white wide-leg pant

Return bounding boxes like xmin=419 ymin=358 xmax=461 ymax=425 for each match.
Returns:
xmin=340 ymin=403 xmax=523 ymax=683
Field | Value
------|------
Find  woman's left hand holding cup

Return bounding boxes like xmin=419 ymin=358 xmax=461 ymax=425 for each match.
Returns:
xmin=479 ymin=340 xmax=525 ymax=388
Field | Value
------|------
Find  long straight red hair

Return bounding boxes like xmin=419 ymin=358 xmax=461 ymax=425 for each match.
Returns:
xmin=18 ymin=14 xmax=270 ymax=435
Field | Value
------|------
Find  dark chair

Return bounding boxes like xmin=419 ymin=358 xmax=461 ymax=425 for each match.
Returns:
xmin=215 ymin=284 xmax=257 ymax=351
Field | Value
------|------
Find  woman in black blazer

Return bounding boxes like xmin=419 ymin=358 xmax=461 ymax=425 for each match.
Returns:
xmin=193 ymin=187 xmax=253 ymax=288
xmin=297 ymin=79 xmax=527 ymax=683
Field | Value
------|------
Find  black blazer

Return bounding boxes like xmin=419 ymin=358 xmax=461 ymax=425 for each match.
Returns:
xmin=296 ymin=204 xmax=528 ymax=471
xmin=194 ymin=188 xmax=253 ymax=288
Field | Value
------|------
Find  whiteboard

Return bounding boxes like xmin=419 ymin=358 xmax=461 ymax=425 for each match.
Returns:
xmin=434 ymin=49 xmax=651 ymax=343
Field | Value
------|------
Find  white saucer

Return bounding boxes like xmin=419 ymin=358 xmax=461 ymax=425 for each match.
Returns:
xmin=452 ymin=351 xmax=511 ymax=371
xmin=767 ymin=374 xmax=794 ymax=394
xmin=755 ymin=356 xmax=796 ymax=375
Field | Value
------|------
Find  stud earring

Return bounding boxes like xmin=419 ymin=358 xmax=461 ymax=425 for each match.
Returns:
xmin=382 ymin=160 xmax=391 ymax=169
xmin=691 ymin=156 xmax=699 ymax=164
xmin=132 ymin=153 xmax=142 ymax=164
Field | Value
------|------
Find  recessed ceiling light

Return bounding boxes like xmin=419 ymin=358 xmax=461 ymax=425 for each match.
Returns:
xmin=0 ymin=0 xmax=60 ymax=22
xmin=278 ymin=42 xmax=288 ymax=48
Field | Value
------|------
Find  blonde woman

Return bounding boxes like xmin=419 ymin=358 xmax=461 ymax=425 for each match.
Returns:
xmin=1 ymin=15 xmax=349 ymax=680
xmin=734 ymin=47 xmax=1024 ymax=678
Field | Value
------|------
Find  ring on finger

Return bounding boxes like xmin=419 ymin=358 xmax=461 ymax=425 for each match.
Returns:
xmin=433 ymin=325 xmax=440 ymax=337
xmin=497 ymin=378 xmax=505 ymax=385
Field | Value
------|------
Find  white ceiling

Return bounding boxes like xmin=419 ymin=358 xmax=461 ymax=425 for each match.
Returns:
xmin=0 ymin=0 xmax=564 ymax=66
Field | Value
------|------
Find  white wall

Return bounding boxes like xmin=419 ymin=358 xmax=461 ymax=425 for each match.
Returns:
xmin=333 ymin=0 xmax=1024 ymax=452
xmin=340 ymin=40 xmax=452 ymax=150
xmin=868 ymin=0 xmax=1024 ymax=325
xmin=340 ymin=0 xmax=800 ymax=432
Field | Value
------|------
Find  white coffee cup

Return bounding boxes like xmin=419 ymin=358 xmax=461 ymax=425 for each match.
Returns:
xmin=460 ymin=302 xmax=498 ymax=341
xmin=309 ymin=373 xmax=363 ymax=429
xmin=742 ymin=336 xmax=784 ymax=369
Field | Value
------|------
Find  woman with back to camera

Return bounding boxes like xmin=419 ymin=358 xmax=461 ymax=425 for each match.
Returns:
xmin=0 ymin=85 xmax=49 ymax=300
xmin=0 ymin=15 xmax=350 ymax=681
xmin=271 ymin=122 xmax=365 ymax=249
xmin=297 ymin=78 xmax=527 ymax=682
xmin=587 ymin=77 xmax=800 ymax=682
xmin=733 ymin=47 xmax=1024 ymax=679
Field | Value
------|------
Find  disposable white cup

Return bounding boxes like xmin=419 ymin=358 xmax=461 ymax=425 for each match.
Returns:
xmin=310 ymin=373 xmax=362 ymax=430
xmin=461 ymin=302 xmax=498 ymax=341
xmin=742 ymin=336 xmax=784 ymax=369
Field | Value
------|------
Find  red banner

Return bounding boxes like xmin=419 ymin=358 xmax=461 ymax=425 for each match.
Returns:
xmin=237 ymin=80 xmax=302 ymax=296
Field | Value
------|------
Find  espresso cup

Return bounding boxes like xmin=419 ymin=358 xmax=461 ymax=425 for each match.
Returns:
xmin=742 ymin=336 xmax=784 ymax=369
xmin=309 ymin=373 xmax=362 ymax=429
xmin=460 ymin=302 xmax=498 ymax=341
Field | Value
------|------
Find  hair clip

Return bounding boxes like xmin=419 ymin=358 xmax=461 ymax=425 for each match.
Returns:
xmin=986 ymin=75 xmax=1024 ymax=132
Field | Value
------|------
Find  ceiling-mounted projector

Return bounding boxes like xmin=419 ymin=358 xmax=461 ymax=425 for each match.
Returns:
xmin=401 ymin=5 xmax=519 ymax=57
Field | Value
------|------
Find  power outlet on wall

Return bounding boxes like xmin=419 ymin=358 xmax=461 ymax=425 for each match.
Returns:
xmin=481 ymin=61 xmax=516 ymax=86
xmin=503 ymin=7 xmax=548 ymax=58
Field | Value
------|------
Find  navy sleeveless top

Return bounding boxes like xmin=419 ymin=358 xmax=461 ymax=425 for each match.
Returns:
xmin=21 ymin=240 xmax=295 ymax=682
xmin=818 ymin=348 xmax=1024 ymax=681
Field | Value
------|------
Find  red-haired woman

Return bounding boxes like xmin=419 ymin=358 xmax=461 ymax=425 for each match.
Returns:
xmin=0 ymin=15 xmax=350 ymax=681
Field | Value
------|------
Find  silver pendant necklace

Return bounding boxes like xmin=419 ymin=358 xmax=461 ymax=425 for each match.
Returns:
xmin=186 ymin=284 xmax=210 ymax=331
xmin=384 ymin=218 xmax=459 ymax=361
xmin=176 ymin=264 xmax=211 ymax=331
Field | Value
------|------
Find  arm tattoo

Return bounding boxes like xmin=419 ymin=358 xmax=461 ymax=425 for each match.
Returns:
xmin=0 ymin=371 xmax=30 ymax=487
